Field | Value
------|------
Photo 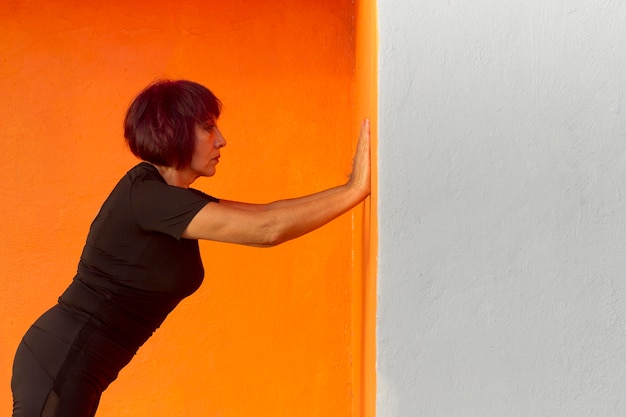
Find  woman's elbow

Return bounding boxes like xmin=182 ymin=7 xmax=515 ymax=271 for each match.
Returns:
xmin=259 ymin=217 xmax=299 ymax=247
xmin=252 ymin=220 xmax=286 ymax=247
xmin=260 ymin=228 xmax=288 ymax=247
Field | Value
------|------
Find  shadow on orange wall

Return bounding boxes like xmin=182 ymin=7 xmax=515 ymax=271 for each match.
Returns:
xmin=0 ymin=1 xmax=376 ymax=416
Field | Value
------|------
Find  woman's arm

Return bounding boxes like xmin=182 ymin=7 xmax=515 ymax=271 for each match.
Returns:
xmin=218 ymin=186 xmax=351 ymax=212
xmin=181 ymin=119 xmax=371 ymax=247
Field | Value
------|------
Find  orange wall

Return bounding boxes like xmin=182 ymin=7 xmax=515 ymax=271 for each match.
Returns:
xmin=353 ymin=1 xmax=378 ymax=417
xmin=0 ymin=1 xmax=374 ymax=416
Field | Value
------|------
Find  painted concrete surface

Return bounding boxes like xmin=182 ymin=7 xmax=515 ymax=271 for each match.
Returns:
xmin=377 ymin=1 xmax=626 ymax=416
xmin=0 ymin=1 xmax=358 ymax=416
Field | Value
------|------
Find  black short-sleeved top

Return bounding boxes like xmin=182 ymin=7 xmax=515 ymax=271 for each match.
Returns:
xmin=59 ymin=162 xmax=218 ymax=353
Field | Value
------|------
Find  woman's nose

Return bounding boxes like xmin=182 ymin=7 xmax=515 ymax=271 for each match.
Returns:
xmin=215 ymin=129 xmax=226 ymax=148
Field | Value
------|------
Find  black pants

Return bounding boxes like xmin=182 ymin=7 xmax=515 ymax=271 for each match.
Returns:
xmin=11 ymin=306 xmax=134 ymax=417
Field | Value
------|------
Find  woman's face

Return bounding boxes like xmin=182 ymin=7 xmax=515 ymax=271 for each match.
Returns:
xmin=189 ymin=123 xmax=226 ymax=178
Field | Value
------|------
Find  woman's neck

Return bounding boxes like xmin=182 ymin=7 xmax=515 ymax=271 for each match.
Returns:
xmin=151 ymin=163 xmax=197 ymax=189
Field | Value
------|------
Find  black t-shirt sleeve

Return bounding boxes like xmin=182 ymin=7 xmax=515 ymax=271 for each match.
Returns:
xmin=130 ymin=178 xmax=218 ymax=239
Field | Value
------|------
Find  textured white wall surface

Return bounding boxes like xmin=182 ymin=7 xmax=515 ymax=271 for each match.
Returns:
xmin=377 ymin=1 xmax=626 ymax=416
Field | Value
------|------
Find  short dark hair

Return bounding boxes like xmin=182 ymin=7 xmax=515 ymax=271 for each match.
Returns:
xmin=124 ymin=80 xmax=221 ymax=169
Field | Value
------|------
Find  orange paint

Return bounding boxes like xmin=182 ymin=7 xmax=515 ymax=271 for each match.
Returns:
xmin=0 ymin=1 xmax=376 ymax=416
xmin=353 ymin=1 xmax=379 ymax=416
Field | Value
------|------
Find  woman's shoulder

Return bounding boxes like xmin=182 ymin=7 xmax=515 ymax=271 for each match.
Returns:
xmin=126 ymin=162 xmax=165 ymax=184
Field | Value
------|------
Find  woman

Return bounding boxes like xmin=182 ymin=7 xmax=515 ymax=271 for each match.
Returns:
xmin=11 ymin=79 xmax=371 ymax=417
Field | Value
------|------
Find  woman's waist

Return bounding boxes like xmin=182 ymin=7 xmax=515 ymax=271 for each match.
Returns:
xmin=58 ymin=280 xmax=162 ymax=354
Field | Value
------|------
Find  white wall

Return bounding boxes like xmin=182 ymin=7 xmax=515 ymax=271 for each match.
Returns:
xmin=377 ymin=1 xmax=626 ymax=416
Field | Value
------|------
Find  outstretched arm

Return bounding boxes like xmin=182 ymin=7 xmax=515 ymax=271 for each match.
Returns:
xmin=181 ymin=119 xmax=371 ymax=247
xmin=218 ymin=185 xmax=352 ymax=212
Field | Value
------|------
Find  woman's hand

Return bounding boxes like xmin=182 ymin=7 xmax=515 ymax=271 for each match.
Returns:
xmin=347 ymin=119 xmax=371 ymax=197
